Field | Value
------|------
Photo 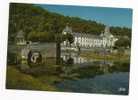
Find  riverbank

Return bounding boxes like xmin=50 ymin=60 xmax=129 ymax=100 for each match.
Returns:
xmin=6 ymin=66 xmax=59 ymax=91
xmin=6 ymin=56 xmax=130 ymax=94
xmin=80 ymin=51 xmax=130 ymax=62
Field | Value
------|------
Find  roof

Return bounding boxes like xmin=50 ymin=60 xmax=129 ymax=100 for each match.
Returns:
xmin=16 ymin=30 xmax=25 ymax=38
xmin=62 ymin=25 xmax=72 ymax=34
xmin=62 ymin=25 xmax=116 ymax=39
xmin=72 ymin=32 xmax=102 ymax=39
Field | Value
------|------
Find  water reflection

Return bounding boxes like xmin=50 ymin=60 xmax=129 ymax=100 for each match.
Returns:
xmin=59 ymin=50 xmax=130 ymax=95
xmin=60 ymin=50 xmax=129 ymax=78
xmin=56 ymin=72 xmax=129 ymax=95
xmin=61 ymin=52 xmax=83 ymax=64
xmin=8 ymin=43 xmax=130 ymax=95
xmin=61 ymin=51 xmax=114 ymax=67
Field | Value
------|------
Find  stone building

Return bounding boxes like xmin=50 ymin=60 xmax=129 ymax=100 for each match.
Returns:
xmin=61 ymin=25 xmax=118 ymax=49
xmin=16 ymin=30 xmax=26 ymax=45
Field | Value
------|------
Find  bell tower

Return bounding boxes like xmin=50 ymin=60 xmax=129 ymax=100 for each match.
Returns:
xmin=104 ymin=26 xmax=111 ymax=37
xmin=62 ymin=23 xmax=73 ymax=35
xmin=16 ymin=30 xmax=26 ymax=45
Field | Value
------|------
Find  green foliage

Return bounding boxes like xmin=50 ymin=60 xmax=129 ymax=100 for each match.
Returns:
xmin=8 ymin=3 xmax=131 ymax=43
xmin=27 ymin=31 xmax=54 ymax=42
xmin=66 ymin=33 xmax=74 ymax=44
xmin=7 ymin=51 xmax=17 ymax=65
xmin=110 ymin=27 xmax=131 ymax=38
xmin=115 ymin=36 xmax=131 ymax=48
xmin=6 ymin=67 xmax=56 ymax=91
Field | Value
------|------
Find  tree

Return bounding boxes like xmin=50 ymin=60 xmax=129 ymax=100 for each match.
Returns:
xmin=51 ymin=19 xmax=63 ymax=65
xmin=115 ymin=36 xmax=130 ymax=49
xmin=65 ymin=33 xmax=74 ymax=47
xmin=114 ymin=36 xmax=130 ymax=57
xmin=27 ymin=31 xmax=51 ymax=42
xmin=9 ymin=3 xmax=131 ymax=43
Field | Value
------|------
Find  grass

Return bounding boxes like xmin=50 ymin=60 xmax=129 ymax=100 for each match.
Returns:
xmin=6 ymin=66 xmax=57 ymax=91
xmin=80 ymin=51 xmax=130 ymax=62
xmin=6 ymin=51 xmax=130 ymax=91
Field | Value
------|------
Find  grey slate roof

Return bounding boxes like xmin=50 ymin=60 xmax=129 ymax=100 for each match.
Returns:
xmin=72 ymin=32 xmax=102 ymax=39
xmin=16 ymin=30 xmax=25 ymax=38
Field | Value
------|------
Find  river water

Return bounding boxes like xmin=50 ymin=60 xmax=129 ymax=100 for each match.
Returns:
xmin=58 ymin=50 xmax=130 ymax=95
xmin=56 ymin=72 xmax=129 ymax=95
xmin=8 ymin=43 xmax=130 ymax=95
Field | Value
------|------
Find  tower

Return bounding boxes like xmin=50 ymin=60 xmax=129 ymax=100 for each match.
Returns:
xmin=16 ymin=30 xmax=26 ymax=45
xmin=104 ymin=26 xmax=111 ymax=37
xmin=62 ymin=24 xmax=73 ymax=35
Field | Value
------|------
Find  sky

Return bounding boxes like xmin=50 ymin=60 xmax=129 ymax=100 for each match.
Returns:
xmin=37 ymin=4 xmax=132 ymax=28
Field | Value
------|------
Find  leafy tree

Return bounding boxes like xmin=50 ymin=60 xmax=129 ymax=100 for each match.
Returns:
xmin=27 ymin=31 xmax=54 ymax=42
xmin=65 ymin=33 xmax=74 ymax=47
xmin=8 ymin=3 xmax=132 ymax=44
xmin=115 ymin=36 xmax=130 ymax=49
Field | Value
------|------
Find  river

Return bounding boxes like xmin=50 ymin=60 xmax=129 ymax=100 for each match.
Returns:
xmin=58 ymin=49 xmax=130 ymax=95
xmin=56 ymin=72 xmax=129 ymax=95
xmin=8 ymin=43 xmax=130 ymax=95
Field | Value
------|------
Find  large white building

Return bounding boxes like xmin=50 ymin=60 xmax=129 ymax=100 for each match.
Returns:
xmin=62 ymin=25 xmax=118 ymax=48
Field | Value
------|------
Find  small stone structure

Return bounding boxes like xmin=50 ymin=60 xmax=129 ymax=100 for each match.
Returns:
xmin=16 ymin=30 xmax=26 ymax=45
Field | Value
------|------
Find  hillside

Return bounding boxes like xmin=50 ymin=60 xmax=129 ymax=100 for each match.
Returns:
xmin=8 ymin=3 xmax=131 ymax=42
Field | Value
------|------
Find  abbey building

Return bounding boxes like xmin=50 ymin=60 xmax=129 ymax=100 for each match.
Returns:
xmin=61 ymin=25 xmax=118 ymax=48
